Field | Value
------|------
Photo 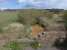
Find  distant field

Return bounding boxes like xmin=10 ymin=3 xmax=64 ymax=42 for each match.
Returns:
xmin=0 ymin=9 xmax=46 ymax=28
xmin=0 ymin=11 xmax=18 ymax=27
xmin=0 ymin=9 xmax=62 ymax=27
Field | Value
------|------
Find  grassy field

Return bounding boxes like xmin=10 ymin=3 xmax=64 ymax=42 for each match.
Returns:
xmin=0 ymin=11 xmax=18 ymax=27
xmin=0 ymin=9 xmax=66 ymax=50
xmin=0 ymin=9 xmax=48 ymax=27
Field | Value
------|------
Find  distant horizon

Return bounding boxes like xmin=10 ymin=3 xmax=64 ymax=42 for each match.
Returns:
xmin=0 ymin=8 xmax=65 ymax=9
xmin=0 ymin=0 xmax=67 ymax=10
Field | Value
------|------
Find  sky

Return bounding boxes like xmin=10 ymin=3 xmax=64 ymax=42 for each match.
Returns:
xmin=0 ymin=0 xmax=67 ymax=9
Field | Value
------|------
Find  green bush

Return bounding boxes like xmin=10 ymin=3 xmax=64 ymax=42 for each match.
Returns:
xmin=0 ymin=27 xmax=3 ymax=33
xmin=30 ymin=40 xmax=42 ymax=49
xmin=4 ymin=41 xmax=26 ymax=50
xmin=62 ymin=12 xmax=67 ymax=30
xmin=17 ymin=14 xmax=26 ymax=24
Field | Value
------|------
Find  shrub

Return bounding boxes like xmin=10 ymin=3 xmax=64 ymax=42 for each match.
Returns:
xmin=0 ymin=27 xmax=3 ymax=33
xmin=30 ymin=40 xmax=42 ymax=50
xmin=62 ymin=12 xmax=67 ymax=30
xmin=17 ymin=14 xmax=26 ymax=25
xmin=4 ymin=41 xmax=26 ymax=50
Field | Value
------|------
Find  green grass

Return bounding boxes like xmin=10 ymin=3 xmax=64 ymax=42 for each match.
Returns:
xmin=4 ymin=40 xmax=42 ymax=50
xmin=0 ymin=11 xmax=18 ymax=27
xmin=4 ymin=41 xmax=30 ymax=50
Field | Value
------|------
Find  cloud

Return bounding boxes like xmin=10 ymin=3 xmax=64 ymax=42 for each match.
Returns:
xmin=17 ymin=0 xmax=48 ymax=8
xmin=17 ymin=0 xmax=46 ymax=3
xmin=17 ymin=0 xmax=67 ymax=9
xmin=17 ymin=0 xmax=26 ymax=3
